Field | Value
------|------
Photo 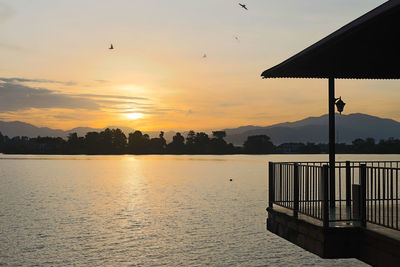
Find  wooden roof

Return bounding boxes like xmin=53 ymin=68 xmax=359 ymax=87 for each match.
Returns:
xmin=261 ymin=0 xmax=400 ymax=79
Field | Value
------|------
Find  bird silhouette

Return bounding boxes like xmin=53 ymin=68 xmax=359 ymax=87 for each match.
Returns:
xmin=239 ymin=3 xmax=248 ymax=10
xmin=234 ymin=36 xmax=240 ymax=42
xmin=109 ymin=44 xmax=114 ymax=50
xmin=203 ymin=54 xmax=207 ymax=58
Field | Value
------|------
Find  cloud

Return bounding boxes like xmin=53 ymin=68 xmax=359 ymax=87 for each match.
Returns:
xmin=0 ymin=82 xmax=99 ymax=112
xmin=0 ymin=77 xmax=76 ymax=86
xmin=52 ymin=114 xmax=99 ymax=121
xmin=106 ymin=104 xmax=153 ymax=110
xmin=0 ymin=43 xmax=23 ymax=51
xmin=114 ymin=107 xmax=179 ymax=115
xmin=0 ymin=78 xmax=152 ymax=114
xmin=92 ymin=99 xmax=143 ymax=106
xmin=219 ymin=102 xmax=243 ymax=107
xmin=76 ymin=93 xmax=149 ymax=101
xmin=94 ymin=79 xmax=110 ymax=83
xmin=0 ymin=3 xmax=15 ymax=24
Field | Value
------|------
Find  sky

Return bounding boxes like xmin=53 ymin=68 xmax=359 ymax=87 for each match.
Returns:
xmin=0 ymin=0 xmax=398 ymax=132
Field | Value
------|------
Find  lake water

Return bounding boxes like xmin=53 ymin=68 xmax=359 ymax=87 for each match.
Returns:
xmin=1 ymin=154 xmax=398 ymax=266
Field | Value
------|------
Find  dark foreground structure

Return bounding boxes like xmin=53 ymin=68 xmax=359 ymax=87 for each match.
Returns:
xmin=267 ymin=161 xmax=400 ymax=266
xmin=262 ymin=1 xmax=400 ymax=266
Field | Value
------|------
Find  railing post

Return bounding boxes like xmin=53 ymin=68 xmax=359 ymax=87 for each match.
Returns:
xmin=269 ymin=162 xmax=274 ymax=209
xmin=329 ymin=77 xmax=336 ymax=209
xmin=294 ymin=163 xmax=299 ymax=218
xmin=360 ymin=164 xmax=367 ymax=227
xmin=305 ymin=167 xmax=309 ymax=202
xmin=352 ymin=184 xmax=361 ymax=223
xmin=346 ymin=161 xmax=351 ymax=207
xmin=322 ymin=165 xmax=329 ymax=228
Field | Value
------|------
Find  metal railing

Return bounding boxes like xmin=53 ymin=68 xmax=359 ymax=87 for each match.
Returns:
xmin=365 ymin=165 xmax=400 ymax=230
xmin=269 ymin=163 xmax=326 ymax=222
xmin=268 ymin=161 xmax=400 ymax=230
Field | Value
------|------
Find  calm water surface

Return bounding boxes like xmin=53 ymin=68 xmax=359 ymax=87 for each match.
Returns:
xmin=1 ymin=154 xmax=398 ymax=266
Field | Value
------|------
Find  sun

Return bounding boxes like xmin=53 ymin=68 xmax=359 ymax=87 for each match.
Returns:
xmin=124 ymin=113 xmax=143 ymax=120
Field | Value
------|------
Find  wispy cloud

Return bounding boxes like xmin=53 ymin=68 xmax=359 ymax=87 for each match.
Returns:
xmin=0 ymin=82 xmax=99 ymax=112
xmin=219 ymin=102 xmax=243 ymax=107
xmin=94 ymin=79 xmax=110 ymax=84
xmin=76 ymin=93 xmax=148 ymax=101
xmin=0 ymin=78 xmax=152 ymax=114
xmin=114 ymin=107 xmax=180 ymax=115
xmin=0 ymin=77 xmax=76 ymax=86
xmin=93 ymin=99 xmax=143 ymax=106
xmin=0 ymin=43 xmax=23 ymax=51
xmin=0 ymin=3 xmax=15 ymax=24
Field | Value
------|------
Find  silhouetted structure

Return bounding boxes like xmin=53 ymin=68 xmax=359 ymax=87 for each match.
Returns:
xmin=262 ymin=1 xmax=400 ymax=266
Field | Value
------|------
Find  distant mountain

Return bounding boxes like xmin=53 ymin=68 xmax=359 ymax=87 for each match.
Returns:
xmin=0 ymin=121 xmax=66 ymax=138
xmin=1 ymin=113 xmax=399 ymax=145
xmin=224 ymin=125 xmax=263 ymax=136
xmin=224 ymin=113 xmax=400 ymax=145
xmin=0 ymin=121 xmax=175 ymax=141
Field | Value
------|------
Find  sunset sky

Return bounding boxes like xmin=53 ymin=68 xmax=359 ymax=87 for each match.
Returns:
xmin=0 ymin=0 xmax=398 ymax=131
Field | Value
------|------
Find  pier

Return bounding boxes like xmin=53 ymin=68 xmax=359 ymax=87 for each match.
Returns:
xmin=267 ymin=161 xmax=400 ymax=266
xmin=261 ymin=1 xmax=400 ymax=266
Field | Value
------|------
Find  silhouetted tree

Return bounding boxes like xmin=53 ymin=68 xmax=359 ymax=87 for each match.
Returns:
xmin=210 ymin=131 xmax=231 ymax=154
xmin=148 ymin=131 xmax=167 ymax=153
xmin=111 ymin=128 xmax=127 ymax=153
xmin=376 ymin=138 xmax=400 ymax=153
xmin=67 ymin=133 xmax=85 ymax=153
xmin=167 ymin=132 xmax=185 ymax=154
xmin=243 ymin=135 xmax=274 ymax=154
xmin=1 ymin=128 xmax=400 ymax=155
xmin=212 ymin=131 xmax=226 ymax=140
xmin=192 ymin=132 xmax=210 ymax=153
xmin=99 ymin=128 xmax=113 ymax=153
xmin=85 ymin=132 xmax=101 ymax=154
xmin=0 ymin=132 xmax=4 ymax=152
xmin=128 ymin=131 xmax=150 ymax=154
xmin=186 ymin=130 xmax=196 ymax=145
xmin=352 ymin=137 xmax=376 ymax=153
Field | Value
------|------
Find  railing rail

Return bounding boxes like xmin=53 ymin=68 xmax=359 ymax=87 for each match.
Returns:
xmin=268 ymin=161 xmax=400 ymax=230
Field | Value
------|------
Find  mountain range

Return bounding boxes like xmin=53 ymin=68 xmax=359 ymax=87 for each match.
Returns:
xmin=224 ymin=113 xmax=400 ymax=145
xmin=0 ymin=113 xmax=399 ymax=145
xmin=0 ymin=121 xmax=176 ymax=141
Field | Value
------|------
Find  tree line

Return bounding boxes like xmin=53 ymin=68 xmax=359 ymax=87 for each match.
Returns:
xmin=275 ymin=137 xmax=400 ymax=154
xmin=0 ymin=129 xmax=240 ymax=154
xmin=0 ymin=129 xmax=399 ymax=154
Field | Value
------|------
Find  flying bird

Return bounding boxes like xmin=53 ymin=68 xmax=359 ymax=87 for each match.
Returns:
xmin=234 ymin=36 xmax=240 ymax=42
xmin=109 ymin=44 xmax=114 ymax=50
xmin=239 ymin=3 xmax=248 ymax=10
xmin=203 ymin=54 xmax=207 ymax=58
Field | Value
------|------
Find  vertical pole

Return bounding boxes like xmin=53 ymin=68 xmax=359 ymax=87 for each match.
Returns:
xmin=329 ymin=77 xmax=336 ymax=208
xmin=269 ymin=162 xmax=274 ymax=209
xmin=360 ymin=164 xmax=367 ymax=227
xmin=322 ymin=165 xmax=329 ymax=228
xmin=294 ymin=163 xmax=299 ymax=218
xmin=346 ymin=161 xmax=351 ymax=207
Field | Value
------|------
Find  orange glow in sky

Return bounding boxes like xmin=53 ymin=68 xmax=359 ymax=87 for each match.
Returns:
xmin=0 ymin=0 xmax=398 ymax=132
xmin=124 ymin=113 xmax=143 ymax=120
